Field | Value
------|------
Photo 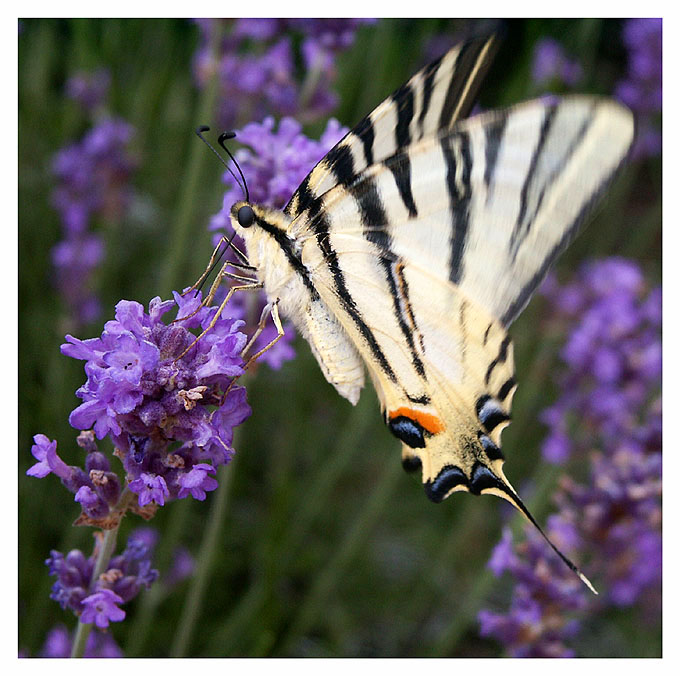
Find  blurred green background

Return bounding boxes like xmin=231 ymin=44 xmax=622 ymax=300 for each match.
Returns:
xmin=19 ymin=18 xmax=661 ymax=657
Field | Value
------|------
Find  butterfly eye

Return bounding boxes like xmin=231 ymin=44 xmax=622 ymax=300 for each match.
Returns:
xmin=237 ymin=205 xmax=255 ymax=228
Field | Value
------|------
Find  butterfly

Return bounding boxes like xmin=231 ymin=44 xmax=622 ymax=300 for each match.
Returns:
xmin=214 ymin=33 xmax=634 ymax=591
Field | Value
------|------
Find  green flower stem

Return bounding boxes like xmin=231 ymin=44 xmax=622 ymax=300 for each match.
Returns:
xmin=206 ymin=398 xmax=374 ymax=654
xmin=170 ymin=455 xmax=237 ymax=657
xmin=124 ymin=498 xmax=193 ymax=656
xmin=280 ymin=454 xmax=403 ymax=653
xmin=70 ymin=523 xmax=122 ymax=658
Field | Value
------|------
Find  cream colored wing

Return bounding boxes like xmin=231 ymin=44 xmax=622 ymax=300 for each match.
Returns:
xmin=290 ymin=97 xmax=631 ymax=591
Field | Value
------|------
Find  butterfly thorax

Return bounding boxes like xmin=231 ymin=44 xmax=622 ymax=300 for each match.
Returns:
xmin=230 ymin=200 xmax=367 ymax=405
xmin=230 ymin=202 xmax=310 ymax=320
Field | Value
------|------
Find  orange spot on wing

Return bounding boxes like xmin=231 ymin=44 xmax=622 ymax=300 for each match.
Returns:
xmin=389 ymin=407 xmax=445 ymax=435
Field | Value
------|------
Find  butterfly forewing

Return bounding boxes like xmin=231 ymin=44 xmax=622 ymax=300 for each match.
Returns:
xmin=285 ymin=34 xmax=499 ymax=220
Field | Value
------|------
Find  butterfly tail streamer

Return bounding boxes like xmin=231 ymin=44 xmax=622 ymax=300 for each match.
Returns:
xmin=485 ymin=475 xmax=598 ymax=594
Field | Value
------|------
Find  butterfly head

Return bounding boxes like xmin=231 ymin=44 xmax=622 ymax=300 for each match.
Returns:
xmin=236 ymin=204 xmax=255 ymax=228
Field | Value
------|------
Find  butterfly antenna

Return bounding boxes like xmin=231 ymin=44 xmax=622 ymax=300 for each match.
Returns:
xmin=195 ymin=126 xmax=249 ymax=201
xmin=218 ymin=131 xmax=250 ymax=203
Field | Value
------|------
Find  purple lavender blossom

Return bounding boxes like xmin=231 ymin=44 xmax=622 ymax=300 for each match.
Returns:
xmin=66 ymin=69 xmax=111 ymax=112
xmin=45 ymin=527 xmax=159 ymax=623
xmin=193 ymin=19 xmax=374 ymax=128
xmin=80 ymin=589 xmax=126 ymax=628
xmin=51 ymin=116 xmax=136 ymax=327
xmin=479 ymin=258 xmax=661 ymax=656
xmin=615 ymin=19 xmax=662 ymax=159
xmin=40 ymin=624 xmax=123 ymax=657
xmin=208 ymin=116 xmax=348 ymax=371
xmin=531 ymin=38 xmax=583 ymax=88
xmin=479 ymin=519 xmax=588 ymax=657
xmin=27 ymin=434 xmax=71 ymax=480
xmin=58 ymin=292 xmax=251 ymax=510
xmin=27 ymin=434 xmax=118 ymax=519
xmin=540 ymin=258 xmax=661 ymax=464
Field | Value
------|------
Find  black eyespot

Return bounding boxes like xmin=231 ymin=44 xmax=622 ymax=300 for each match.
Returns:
xmin=424 ymin=465 xmax=467 ymax=503
xmin=401 ymin=455 xmax=422 ymax=473
xmin=238 ymin=205 xmax=255 ymax=228
xmin=388 ymin=416 xmax=426 ymax=448
xmin=469 ymin=462 xmax=501 ymax=495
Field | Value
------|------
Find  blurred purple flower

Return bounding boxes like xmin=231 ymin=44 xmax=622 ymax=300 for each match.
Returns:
xmin=479 ymin=518 xmax=587 ymax=657
xmin=208 ymin=116 xmax=348 ymax=371
xmin=540 ymin=258 xmax=661 ymax=464
xmin=555 ymin=437 xmax=661 ymax=607
xmin=165 ymin=547 xmax=195 ymax=588
xmin=479 ymin=258 xmax=661 ymax=656
xmin=45 ymin=527 xmax=159 ymax=624
xmin=40 ymin=624 xmax=123 ymax=657
xmin=51 ymin=116 xmax=136 ymax=327
xmin=211 ymin=116 xmax=347 ymax=210
xmin=66 ymin=69 xmax=111 ymax=112
xmin=615 ymin=19 xmax=662 ymax=158
xmin=193 ymin=18 xmax=374 ymax=128
xmin=531 ymin=38 xmax=583 ymax=88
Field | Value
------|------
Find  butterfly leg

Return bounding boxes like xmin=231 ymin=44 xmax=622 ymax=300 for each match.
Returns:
xmin=241 ymin=299 xmax=284 ymax=365
xmin=182 ymin=236 xmax=230 ymax=298
xmin=175 ymin=256 xmax=257 ymax=324
xmin=175 ymin=232 xmax=257 ymax=323
xmin=175 ymin=280 xmax=264 ymax=361
xmin=221 ymin=300 xmax=284 ymax=399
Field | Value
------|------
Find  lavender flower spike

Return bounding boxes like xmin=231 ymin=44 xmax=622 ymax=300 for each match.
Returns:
xmin=60 ymin=292 xmax=251 ymax=511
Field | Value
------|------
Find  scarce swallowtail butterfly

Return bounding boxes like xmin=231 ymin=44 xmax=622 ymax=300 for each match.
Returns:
xmin=217 ymin=34 xmax=634 ymax=591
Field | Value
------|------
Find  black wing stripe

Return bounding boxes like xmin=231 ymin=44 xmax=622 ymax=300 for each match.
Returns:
xmin=417 ymin=55 xmax=441 ymax=137
xmin=500 ymin=163 xmax=622 ymax=326
xmin=483 ymin=112 xmax=507 ymax=190
xmin=442 ymin=132 xmax=473 ymax=285
xmin=353 ymin=115 xmax=375 ymax=168
xmin=438 ymin=36 xmax=496 ymax=129
xmin=394 ymin=84 xmax=414 ymax=150
xmin=381 ymin=259 xmax=426 ymax=377
xmin=254 ymin=215 xmax=319 ymax=302
xmin=309 ymin=205 xmax=398 ymax=382
xmin=485 ymin=334 xmax=511 ymax=385
xmin=509 ymin=108 xmax=556 ymax=255
xmin=386 ymin=154 xmax=418 ymax=218
xmin=352 ymin=177 xmax=426 ymax=378
xmin=325 ymin=144 xmax=356 ymax=187
xmin=514 ymin=111 xmax=595 ymax=256
xmin=497 ymin=376 xmax=516 ymax=402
